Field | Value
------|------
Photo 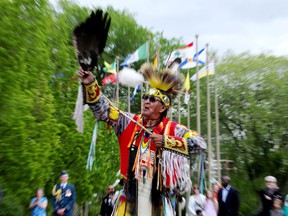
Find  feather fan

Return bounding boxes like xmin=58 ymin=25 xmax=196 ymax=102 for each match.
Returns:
xmin=73 ymin=9 xmax=111 ymax=71
xmin=72 ymin=10 xmax=110 ymax=133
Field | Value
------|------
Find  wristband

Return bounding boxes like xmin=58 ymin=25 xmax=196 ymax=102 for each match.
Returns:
xmin=83 ymin=79 xmax=101 ymax=104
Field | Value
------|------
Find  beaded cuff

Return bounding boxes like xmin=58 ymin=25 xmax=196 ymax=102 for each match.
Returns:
xmin=163 ymin=135 xmax=189 ymax=156
xmin=83 ymin=80 xmax=101 ymax=104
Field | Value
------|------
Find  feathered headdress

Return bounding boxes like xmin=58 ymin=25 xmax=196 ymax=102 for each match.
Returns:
xmin=140 ymin=59 xmax=184 ymax=107
xmin=73 ymin=9 xmax=111 ymax=71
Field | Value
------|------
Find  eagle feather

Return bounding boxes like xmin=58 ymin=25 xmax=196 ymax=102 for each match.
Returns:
xmin=73 ymin=9 xmax=111 ymax=71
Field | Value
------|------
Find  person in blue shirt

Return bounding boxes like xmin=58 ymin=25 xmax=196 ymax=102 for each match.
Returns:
xmin=29 ymin=188 xmax=48 ymax=216
xmin=52 ymin=171 xmax=76 ymax=216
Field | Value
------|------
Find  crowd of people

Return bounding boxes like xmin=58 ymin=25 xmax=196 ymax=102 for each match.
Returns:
xmin=97 ymin=175 xmax=288 ymax=216
xmin=187 ymin=176 xmax=239 ymax=216
xmin=27 ymin=171 xmax=288 ymax=216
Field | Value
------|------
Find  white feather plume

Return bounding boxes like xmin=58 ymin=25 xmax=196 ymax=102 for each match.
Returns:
xmin=118 ymin=67 xmax=144 ymax=87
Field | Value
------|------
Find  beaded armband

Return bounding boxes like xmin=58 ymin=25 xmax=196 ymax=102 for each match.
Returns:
xmin=163 ymin=135 xmax=189 ymax=156
xmin=83 ymin=80 xmax=101 ymax=104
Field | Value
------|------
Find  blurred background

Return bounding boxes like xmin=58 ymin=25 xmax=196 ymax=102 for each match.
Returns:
xmin=0 ymin=0 xmax=287 ymax=215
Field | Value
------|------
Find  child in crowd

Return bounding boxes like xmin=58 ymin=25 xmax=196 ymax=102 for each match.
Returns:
xmin=270 ymin=198 xmax=285 ymax=216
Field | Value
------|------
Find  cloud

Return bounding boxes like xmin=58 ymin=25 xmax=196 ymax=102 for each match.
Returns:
xmin=52 ymin=0 xmax=288 ymax=56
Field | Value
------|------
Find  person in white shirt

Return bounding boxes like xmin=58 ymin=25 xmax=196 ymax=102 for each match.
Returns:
xmin=188 ymin=184 xmax=206 ymax=216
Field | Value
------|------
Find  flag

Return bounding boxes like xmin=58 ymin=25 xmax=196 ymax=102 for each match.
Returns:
xmin=184 ymin=72 xmax=190 ymax=104
xmin=104 ymin=61 xmax=116 ymax=74
xmin=153 ymin=52 xmax=158 ymax=69
xmin=130 ymin=84 xmax=141 ymax=103
xmin=180 ymin=48 xmax=206 ymax=69
xmin=165 ymin=42 xmax=194 ymax=66
xmin=190 ymin=60 xmax=215 ymax=81
xmin=86 ymin=121 xmax=99 ymax=171
xmin=194 ymin=48 xmax=206 ymax=65
xmin=120 ymin=42 xmax=147 ymax=66
xmin=198 ymin=153 xmax=206 ymax=194
xmin=102 ymin=73 xmax=116 ymax=85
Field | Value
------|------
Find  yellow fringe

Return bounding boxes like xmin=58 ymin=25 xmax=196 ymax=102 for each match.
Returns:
xmin=52 ymin=185 xmax=62 ymax=202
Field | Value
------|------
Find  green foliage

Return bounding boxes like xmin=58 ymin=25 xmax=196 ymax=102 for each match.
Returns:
xmin=0 ymin=0 xmax=177 ymax=214
xmin=0 ymin=194 xmax=25 ymax=216
xmin=179 ymin=52 xmax=288 ymax=215
xmin=1 ymin=0 xmax=287 ymax=215
xmin=211 ymin=52 xmax=288 ymax=214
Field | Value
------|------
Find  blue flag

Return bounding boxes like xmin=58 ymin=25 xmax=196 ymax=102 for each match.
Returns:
xmin=130 ymin=84 xmax=141 ymax=103
xmin=180 ymin=48 xmax=206 ymax=69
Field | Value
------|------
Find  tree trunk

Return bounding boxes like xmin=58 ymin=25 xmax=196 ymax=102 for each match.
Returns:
xmin=83 ymin=202 xmax=89 ymax=216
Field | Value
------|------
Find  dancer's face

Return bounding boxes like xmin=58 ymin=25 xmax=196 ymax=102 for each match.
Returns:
xmin=141 ymin=95 xmax=166 ymax=120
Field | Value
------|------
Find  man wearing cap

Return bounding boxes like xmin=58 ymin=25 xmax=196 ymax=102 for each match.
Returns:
xmin=52 ymin=171 xmax=76 ymax=216
xmin=257 ymin=175 xmax=283 ymax=216
xmin=78 ymin=63 xmax=206 ymax=216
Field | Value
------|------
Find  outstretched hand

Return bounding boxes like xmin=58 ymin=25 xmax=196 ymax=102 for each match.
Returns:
xmin=78 ymin=69 xmax=95 ymax=84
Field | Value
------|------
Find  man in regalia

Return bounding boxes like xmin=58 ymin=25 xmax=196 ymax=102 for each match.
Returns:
xmin=78 ymin=63 xmax=206 ymax=216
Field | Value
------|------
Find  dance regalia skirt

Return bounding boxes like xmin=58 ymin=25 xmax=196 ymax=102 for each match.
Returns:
xmin=112 ymin=116 xmax=190 ymax=216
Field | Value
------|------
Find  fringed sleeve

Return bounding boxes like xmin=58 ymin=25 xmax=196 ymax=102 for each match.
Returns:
xmin=161 ymin=122 xmax=206 ymax=194
xmin=82 ymin=80 xmax=134 ymax=137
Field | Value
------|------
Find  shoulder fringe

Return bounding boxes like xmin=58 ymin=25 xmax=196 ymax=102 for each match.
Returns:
xmin=161 ymin=150 xmax=191 ymax=194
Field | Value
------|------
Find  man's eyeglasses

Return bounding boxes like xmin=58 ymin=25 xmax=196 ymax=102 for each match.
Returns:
xmin=142 ymin=95 xmax=162 ymax=103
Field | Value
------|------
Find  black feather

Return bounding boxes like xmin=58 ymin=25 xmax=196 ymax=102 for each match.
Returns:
xmin=167 ymin=57 xmax=181 ymax=72
xmin=73 ymin=9 xmax=111 ymax=71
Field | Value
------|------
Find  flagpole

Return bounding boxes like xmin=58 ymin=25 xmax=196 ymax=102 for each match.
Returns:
xmin=205 ymin=43 xmax=212 ymax=189
xmin=177 ymin=68 xmax=182 ymax=215
xmin=128 ymin=87 xmax=131 ymax=112
xmin=177 ymin=66 xmax=181 ymax=123
xmin=157 ymin=45 xmax=160 ymax=70
xmin=195 ymin=34 xmax=201 ymax=134
xmin=140 ymin=36 xmax=150 ymax=111
xmin=178 ymin=85 xmax=181 ymax=123
xmin=146 ymin=35 xmax=150 ymax=92
xmin=187 ymin=70 xmax=190 ymax=129
xmin=116 ymin=56 xmax=119 ymax=104
xmin=214 ymin=59 xmax=221 ymax=183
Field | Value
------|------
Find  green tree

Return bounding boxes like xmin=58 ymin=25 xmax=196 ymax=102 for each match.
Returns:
xmin=0 ymin=0 xmax=59 ymax=214
xmin=215 ymin=52 xmax=288 ymax=214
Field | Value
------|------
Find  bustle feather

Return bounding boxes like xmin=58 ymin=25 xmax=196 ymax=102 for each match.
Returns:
xmin=73 ymin=9 xmax=111 ymax=71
